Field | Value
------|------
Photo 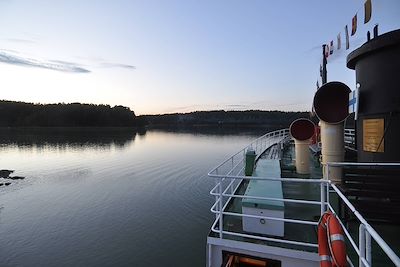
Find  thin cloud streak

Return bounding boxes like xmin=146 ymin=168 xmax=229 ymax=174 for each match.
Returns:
xmin=76 ymin=56 xmax=136 ymax=70
xmin=0 ymin=50 xmax=90 ymax=73
xmin=99 ymin=62 xmax=136 ymax=70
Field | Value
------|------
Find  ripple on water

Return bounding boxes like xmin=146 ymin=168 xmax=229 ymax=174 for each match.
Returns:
xmin=0 ymin=130 xmax=258 ymax=267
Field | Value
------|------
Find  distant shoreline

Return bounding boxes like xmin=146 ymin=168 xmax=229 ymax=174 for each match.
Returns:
xmin=1 ymin=100 xmax=323 ymax=129
xmin=0 ymin=126 xmax=142 ymax=130
xmin=0 ymin=127 xmax=147 ymax=135
xmin=0 ymin=100 xmax=144 ymax=128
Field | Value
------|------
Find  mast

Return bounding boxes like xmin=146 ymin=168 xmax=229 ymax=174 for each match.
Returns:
xmin=321 ymin=44 xmax=327 ymax=84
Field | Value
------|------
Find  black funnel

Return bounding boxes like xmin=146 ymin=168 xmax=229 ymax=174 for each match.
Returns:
xmin=347 ymin=29 xmax=400 ymax=162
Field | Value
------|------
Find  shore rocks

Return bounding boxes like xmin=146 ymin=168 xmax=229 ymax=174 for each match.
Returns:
xmin=9 ymin=176 xmax=25 ymax=180
xmin=0 ymin=170 xmax=14 ymax=178
xmin=0 ymin=170 xmax=26 ymax=188
xmin=0 ymin=170 xmax=25 ymax=180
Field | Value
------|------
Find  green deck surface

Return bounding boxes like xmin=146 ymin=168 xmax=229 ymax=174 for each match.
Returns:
xmin=242 ymin=159 xmax=284 ymax=211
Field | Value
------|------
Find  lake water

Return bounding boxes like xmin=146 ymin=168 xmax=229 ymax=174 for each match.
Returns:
xmin=0 ymin=128 xmax=265 ymax=267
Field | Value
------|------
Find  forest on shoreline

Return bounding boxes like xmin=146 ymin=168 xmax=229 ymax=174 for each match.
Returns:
xmin=0 ymin=100 xmax=315 ymax=129
xmin=143 ymin=110 xmax=314 ymax=129
xmin=0 ymin=100 xmax=146 ymax=127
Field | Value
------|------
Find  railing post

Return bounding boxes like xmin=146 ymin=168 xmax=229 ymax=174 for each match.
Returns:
xmin=366 ymin=230 xmax=372 ymax=265
xmin=231 ymin=157 xmax=234 ymax=194
xmin=256 ymin=140 xmax=258 ymax=154
xmin=325 ymin=163 xmax=329 ymax=181
xmin=264 ymin=136 xmax=266 ymax=151
xmin=215 ymin=170 xmax=219 ymax=221
xmin=326 ymin=182 xmax=330 ymax=210
xmin=321 ymin=182 xmax=326 ymax=215
xmin=359 ymin=224 xmax=366 ymax=267
xmin=208 ymin=243 xmax=212 ymax=267
xmin=219 ymin=177 xmax=223 ymax=238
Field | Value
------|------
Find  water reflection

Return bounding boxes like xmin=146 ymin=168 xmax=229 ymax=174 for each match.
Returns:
xmin=0 ymin=127 xmax=142 ymax=151
xmin=0 ymin=128 xmax=263 ymax=267
xmin=146 ymin=125 xmax=274 ymax=137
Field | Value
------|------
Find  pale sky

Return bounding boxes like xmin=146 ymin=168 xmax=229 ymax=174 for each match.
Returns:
xmin=0 ymin=0 xmax=399 ymax=115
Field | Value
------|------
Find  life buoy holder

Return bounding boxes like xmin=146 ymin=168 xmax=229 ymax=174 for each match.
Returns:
xmin=318 ymin=211 xmax=347 ymax=267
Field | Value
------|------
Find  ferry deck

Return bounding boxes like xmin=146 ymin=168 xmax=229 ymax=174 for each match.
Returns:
xmin=206 ymin=129 xmax=400 ymax=267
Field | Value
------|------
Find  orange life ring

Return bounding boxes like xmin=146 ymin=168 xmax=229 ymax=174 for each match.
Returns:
xmin=318 ymin=212 xmax=333 ymax=267
xmin=318 ymin=211 xmax=347 ymax=267
xmin=327 ymin=214 xmax=347 ymax=267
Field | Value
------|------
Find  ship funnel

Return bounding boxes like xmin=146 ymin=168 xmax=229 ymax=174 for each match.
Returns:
xmin=313 ymin=81 xmax=350 ymax=124
xmin=347 ymin=29 xmax=400 ymax=163
xmin=290 ymin=119 xmax=315 ymax=174
xmin=313 ymin=81 xmax=351 ymax=183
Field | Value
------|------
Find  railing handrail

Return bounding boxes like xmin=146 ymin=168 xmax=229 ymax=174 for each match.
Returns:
xmin=328 ymin=162 xmax=400 ymax=167
xmin=207 ymin=129 xmax=400 ymax=267
xmin=344 ymin=128 xmax=356 ymax=150
xmin=208 ymin=128 xmax=289 ymax=176
xmin=209 ymin=174 xmax=326 ymax=182
xmin=326 ymin=162 xmax=400 ymax=266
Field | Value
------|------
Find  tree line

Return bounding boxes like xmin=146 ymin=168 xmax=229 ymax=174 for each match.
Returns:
xmin=0 ymin=100 xmax=146 ymax=127
xmin=1 ymin=100 xmax=330 ymax=128
xmin=143 ymin=110 xmax=315 ymax=128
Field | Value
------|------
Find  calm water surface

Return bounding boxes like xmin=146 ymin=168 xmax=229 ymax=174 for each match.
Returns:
xmin=0 ymin=128 xmax=264 ymax=267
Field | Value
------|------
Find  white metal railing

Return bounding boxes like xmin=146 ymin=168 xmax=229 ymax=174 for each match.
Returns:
xmin=208 ymin=128 xmax=289 ymax=224
xmin=345 ymin=128 xmax=356 ymax=150
xmin=327 ymin=162 xmax=400 ymax=267
xmin=207 ymin=129 xmax=400 ymax=267
xmin=208 ymin=128 xmax=290 ymax=176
